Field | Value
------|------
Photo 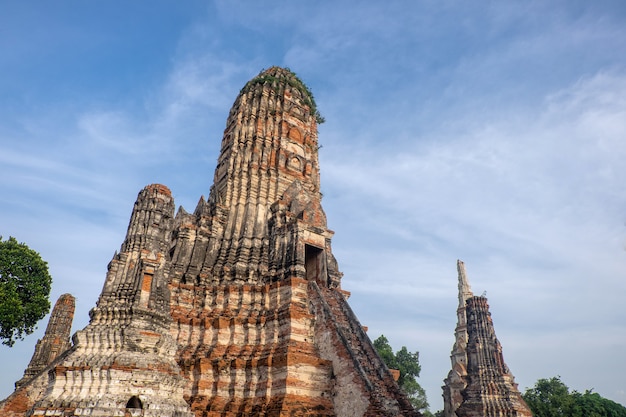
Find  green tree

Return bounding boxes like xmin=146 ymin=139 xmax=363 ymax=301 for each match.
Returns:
xmin=574 ymin=391 xmax=626 ymax=417
xmin=523 ymin=376 xmax=575 ymax=417
xmin=373 ymin=335 xmax=429 ymax=412
xmin=0 ymin=236 xmax=52 ymax=346
xmin=523 ymin=376 xmax=626 ymax=417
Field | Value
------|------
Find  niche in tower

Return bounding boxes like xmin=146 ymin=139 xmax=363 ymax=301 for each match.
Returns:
xmin=305 ymin=244 xmax=326 ymax=284
xmin=126 ymin=395 xmax=143 ymax=409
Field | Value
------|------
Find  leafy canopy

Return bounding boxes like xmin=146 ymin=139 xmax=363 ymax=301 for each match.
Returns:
xmin=0 ymin=236 xmax=52 ymax=346
xmin=523 ymin=376 xmax=626 ymax=417
xmin=373 ymin=335 xmax=429 ymax=412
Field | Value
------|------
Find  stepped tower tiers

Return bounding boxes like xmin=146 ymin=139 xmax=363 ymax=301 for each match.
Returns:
xmin=28 ymin=184 xmax=193 ymax=417
xmin=443 ymin=262 xmax=532 ymax=417
xmin=1 ymin=67 xmax=418 ymax=417
xmin=442 ymin=261 xmax=473 ymax=417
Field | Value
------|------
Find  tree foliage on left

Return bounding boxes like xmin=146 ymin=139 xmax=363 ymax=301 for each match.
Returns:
xmin=0 ymin=236 xmax=52 ymax=347
xmin=373 ymin=334 xmax=429 ymax=413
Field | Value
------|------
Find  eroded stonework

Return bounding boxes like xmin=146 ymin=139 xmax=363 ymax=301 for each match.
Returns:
xmin=0 ymin=294 xmax=76 ymax=417
xmin=16 ymin=293 xmax=75 ymax=389
xmin=1 ymin=67 xmax=417 ymax=417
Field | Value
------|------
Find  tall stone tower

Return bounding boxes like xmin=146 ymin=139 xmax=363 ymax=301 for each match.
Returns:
xmin=166 ymin=67 xmax=416 ymax=416
xmin=1 ymin=67 xmax=418 ymax=417
xmin=443 ymin=262 xmax=532 ymax=417
xmin=456 ymin=297 xmax=532 ymax=417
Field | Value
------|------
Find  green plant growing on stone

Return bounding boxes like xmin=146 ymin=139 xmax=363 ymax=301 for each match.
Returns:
xmin=241 ymin=67 xmax=325 ymax=124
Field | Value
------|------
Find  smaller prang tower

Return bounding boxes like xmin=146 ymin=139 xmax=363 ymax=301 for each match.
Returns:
xmin=28 ymin=185 xmax=193 ymax=417
xmin=443 ymin=261 xmax=532 ymax=417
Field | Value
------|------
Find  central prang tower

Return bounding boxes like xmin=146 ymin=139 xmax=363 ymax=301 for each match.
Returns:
xmin=170 ymin=66 xmax=339 ymax=288
xmin=165 ymin=66 xmax=416 ymax=416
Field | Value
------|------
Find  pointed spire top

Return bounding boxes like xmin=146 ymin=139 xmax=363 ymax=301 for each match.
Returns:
xmin=457 ymin=260 xmax=474 ymax=307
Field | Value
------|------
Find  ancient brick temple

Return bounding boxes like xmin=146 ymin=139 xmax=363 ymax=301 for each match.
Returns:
xmin=442 ymin=261 xmax=532 ymax=417
xmin=1 ymin=67 xmax=417 ymax=417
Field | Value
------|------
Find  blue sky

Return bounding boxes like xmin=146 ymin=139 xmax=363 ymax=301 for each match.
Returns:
xmin=1 ymin=1 xmax=625 ymax=411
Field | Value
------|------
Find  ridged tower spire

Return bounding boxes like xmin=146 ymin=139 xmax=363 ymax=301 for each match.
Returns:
xmin=443 ymin=261 xmax=532 ymax=417
xmin=171 ymin=66 xmax=330 ymax=286
xmin=442 ymin=260 xmax=473 ymax=417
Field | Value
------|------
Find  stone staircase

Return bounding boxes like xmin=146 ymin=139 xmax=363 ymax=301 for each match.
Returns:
xmin=309 ymin=281 xmax=419 ymax=417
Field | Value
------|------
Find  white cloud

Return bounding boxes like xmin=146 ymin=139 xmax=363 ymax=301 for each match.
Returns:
xmin=321 ymin=69 xmax=626 ymax=408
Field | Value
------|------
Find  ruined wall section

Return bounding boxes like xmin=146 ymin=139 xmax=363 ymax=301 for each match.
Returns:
xmin=310 ymin=282 xmax=419 ymax=417
xmin=0 ymin=377 xmax=50 ymax=417
xmin=16 ymin=293 xmax=75 ymax=388
xmin=455 ymin=296 xmax=532 ymax=417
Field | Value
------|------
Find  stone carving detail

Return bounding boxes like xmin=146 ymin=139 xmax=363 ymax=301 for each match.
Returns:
xmin=1 ymin=67 xmax=417 ymax=417
xmin=443 ymin=262 xmax=532 ymax=417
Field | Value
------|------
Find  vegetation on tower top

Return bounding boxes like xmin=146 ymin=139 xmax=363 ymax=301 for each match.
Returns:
xmin=241 ymin=67 xmax=325 ymax=124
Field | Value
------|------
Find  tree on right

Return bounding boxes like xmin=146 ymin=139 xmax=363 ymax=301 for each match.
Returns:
xmin=523 ymin=376 xmax=626 ymax=417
